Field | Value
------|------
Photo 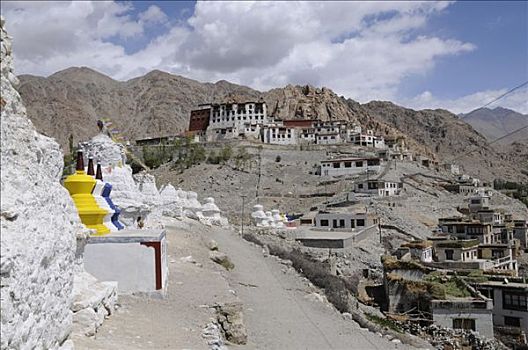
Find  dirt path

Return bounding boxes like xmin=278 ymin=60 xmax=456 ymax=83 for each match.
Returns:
xmin=211 ymin=228 xmax=414 ymax=350
xmin=75 ymin=218 xmax=417 ymax=350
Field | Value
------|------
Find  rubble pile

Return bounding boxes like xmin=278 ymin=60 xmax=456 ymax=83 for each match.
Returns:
xmin=213 ymin=302 xmax=248 ymax=345
xmin=71 ymin=272 xmax=117 ymax=337
xmin=399 ymin=321 xmax=506 ymax=350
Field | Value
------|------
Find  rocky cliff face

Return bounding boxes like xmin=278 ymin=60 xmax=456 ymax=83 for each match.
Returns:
xmin=0 ymin=18 xmax=82 ymax=349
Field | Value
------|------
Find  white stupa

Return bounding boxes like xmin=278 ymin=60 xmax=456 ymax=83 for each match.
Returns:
xmin=159 ymin=184 xmax=183 ymax=218
xmin=251 ymin=204 xmax=268 ymax=227
xmin=183 ymin=191 xmax=203 ymax=219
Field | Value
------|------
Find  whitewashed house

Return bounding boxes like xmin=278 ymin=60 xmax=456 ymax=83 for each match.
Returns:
xmin=320 ymin=157 xmax=382 ymax=177
xmin=353 ymin=179 xmax=402 ymax=197
xmin=262 ymin=124 xmax=298 ymax=145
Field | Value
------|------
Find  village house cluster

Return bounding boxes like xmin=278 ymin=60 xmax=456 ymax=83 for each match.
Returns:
xmin=187 ymin=101 xmax=387 ymax=147
xmin=387 ymin=193 xmax=528 ymax=343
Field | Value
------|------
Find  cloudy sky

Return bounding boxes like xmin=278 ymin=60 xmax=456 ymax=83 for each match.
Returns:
xmin=2 ymin=1 xmax=527 ymax=113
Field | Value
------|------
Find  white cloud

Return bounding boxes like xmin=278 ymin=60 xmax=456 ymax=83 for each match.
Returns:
xmin=402 ymin=87 xmax=528 ymax=114
xmin=2 ymin=0 xmax=483 ymax=109
xmin=138 ymin=5 xmax=168 ymax=26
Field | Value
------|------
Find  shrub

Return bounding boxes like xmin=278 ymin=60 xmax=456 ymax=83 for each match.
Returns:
xmin=207 ymin=150 xmax=220 ymax=164
xmin=220 ymin=145 xmax=233 ymax=163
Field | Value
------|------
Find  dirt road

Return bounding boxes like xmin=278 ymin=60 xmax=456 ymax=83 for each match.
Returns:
xmin=75 ymin=218 xmax=417 ymax=350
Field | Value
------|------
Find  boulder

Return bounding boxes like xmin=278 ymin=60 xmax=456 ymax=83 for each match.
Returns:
xmin=209 ymin=251 xmax=234 ymax=270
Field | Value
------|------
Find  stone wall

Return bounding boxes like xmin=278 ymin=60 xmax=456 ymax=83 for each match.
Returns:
xmin=0 ymin=17 xmax=82 ymax=349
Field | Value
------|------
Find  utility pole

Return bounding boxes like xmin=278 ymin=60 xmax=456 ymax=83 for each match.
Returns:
xmin=241 ymin=194 xmax=247 ymax=236
xmin=379 ymin=220 xmax=382 ymax=244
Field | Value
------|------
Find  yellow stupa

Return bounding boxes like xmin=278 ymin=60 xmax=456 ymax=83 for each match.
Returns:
xmin=64 ymin=151 xmax=110 ymax=235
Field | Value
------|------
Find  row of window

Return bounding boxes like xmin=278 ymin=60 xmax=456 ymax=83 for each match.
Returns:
xmin=211 ymin=115 xmax=266 ymax=123
xmin=452 ymin=315 xmax=523 ymax=331
xmin=212 ymin=108 xmax=263 ymax=116
xmin=318 ymin=218 xmax=366 ymax=228
xmin=322 ymin=160 xmax=380 ymax=169
xmin=270 ymin=134 xmax=292 ymax=139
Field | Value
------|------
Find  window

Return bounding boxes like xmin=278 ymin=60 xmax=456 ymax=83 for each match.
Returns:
xmin=503 ymin=291 xmax=528 ymax=311
xmin=339 ymin=219 xmax=345 ymax=228
xmin=445 ymin=249 xmax=454 ymax=260
xmin=333 ymin=162 xmax=341 ymax=168
xmin=358 ymin=184 xmax=364 ymax=189
xmin=504 ymin=316 xmax=521 ymax=328
xmin=356 ymin=219 xmax=365 ymax=227
xmin=453 ymin=319 xmax=475 ymax=331
xmin=356 ymin=161 xmax=363 ymax=167
xmin=344 ymin=162 xmax=352 ymax=168
xmin=350 ymin=220 xmax=355 ymax=228
xmin=320 ymin=219 xmax=329 ymax=227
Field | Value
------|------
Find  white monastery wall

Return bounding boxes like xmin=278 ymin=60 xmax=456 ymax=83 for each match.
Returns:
xmin=0 ymin=17 xmax=81 ymax=349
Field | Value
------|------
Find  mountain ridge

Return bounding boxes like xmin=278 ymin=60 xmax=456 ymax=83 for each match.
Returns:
xmin=16 ymin=66 xmax=527 ymax=182
xmin=460 ymin=106 xmax=528 ymax=144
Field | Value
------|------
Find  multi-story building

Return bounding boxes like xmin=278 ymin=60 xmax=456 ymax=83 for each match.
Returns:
xmin=438 ymin=217 xmax=494 ymax=244
xmin=205 ymin=101 xmax=268 ymax=141
xmin=513 ymin=220 xmax=528 ymax=249
xmin=477 ymin=280 xmax=528 ymax=336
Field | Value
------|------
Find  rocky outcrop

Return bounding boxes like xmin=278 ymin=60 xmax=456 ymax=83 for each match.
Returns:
xmin=264 ymin=84 xmax=358 ymax=122
xmin=0 ymin=17 xmax=81 ymax=349
xmin=71 ymin=272 xmax=117 ymax=337
xmin=213 ymin=302 xmax=248 ymax=345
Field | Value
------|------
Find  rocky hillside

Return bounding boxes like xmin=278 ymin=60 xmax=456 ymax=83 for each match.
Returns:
xmin=361 ymin=101 xmax=527 ymax=181
xmin=460 ymin=107 xmax=528 ymax=144
xmin=17 ymin=67 xmax=526 ymax=181
xmin=18 ymin=68 xmax=261 ymax=150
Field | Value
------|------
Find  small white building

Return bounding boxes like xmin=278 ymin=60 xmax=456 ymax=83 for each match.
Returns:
xmin=400 ymin=240 xmax=434 ymax=262
xmin=316 ymin=133 xmax=342 ymax=145
xmin=320 ymin=157 xmax=382 ymax=177
xmin=350 ymin=129 xmax=386 ymax=149
xmin=353 ymin=179 xmax=402 ymax=197
xmin=313 ymin=208 xmax=378 ymax=230
xmin=432 ymin=297 xmax=494 ymax=338
xmin=468 ymin=195 xmax=490 ymax=213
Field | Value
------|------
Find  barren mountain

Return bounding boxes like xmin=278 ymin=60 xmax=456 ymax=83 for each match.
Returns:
xmin=460 ymin=107 xmax=528 ymax=144
xmin=17 ymin=67 xmax=526 ymax=181
xmin=361 ymin=101 xmax=527 ymax=181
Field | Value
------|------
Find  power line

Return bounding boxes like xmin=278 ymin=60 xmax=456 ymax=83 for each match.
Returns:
xmin=448 ymin=124 xmax=528 ymax=163
xmin=445 ymin=80 xmax=528 ymax=163
xmin=468 ymin=80 xmax=528 ymax=113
